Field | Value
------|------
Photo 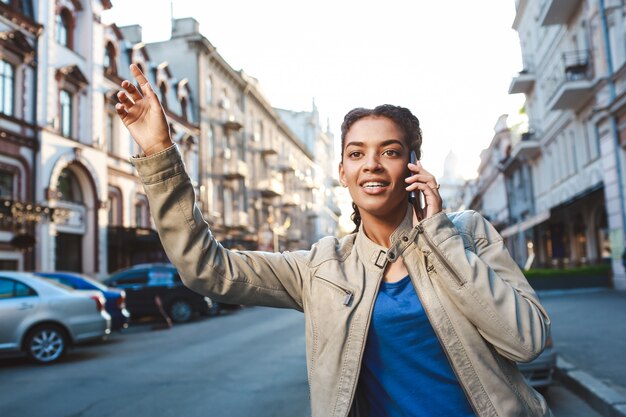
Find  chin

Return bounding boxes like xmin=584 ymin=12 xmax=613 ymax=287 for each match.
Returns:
xmin=355 ymin=197 xmax=407 ymax=219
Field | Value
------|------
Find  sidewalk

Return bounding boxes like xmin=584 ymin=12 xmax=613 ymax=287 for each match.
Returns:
xmin=538 ymin=288 xmax=626 ymax=417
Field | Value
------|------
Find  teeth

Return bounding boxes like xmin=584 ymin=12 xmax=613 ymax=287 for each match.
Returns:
xmin=363 ymin=182 xmax=386 ymax=188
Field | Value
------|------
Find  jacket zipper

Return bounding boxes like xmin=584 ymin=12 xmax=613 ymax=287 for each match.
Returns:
xmin=413 ymin=228 xmax=481 ymax=416
xmin=417 ymin=224 xmax=465 ymax=286
xmin=315 ymin=276 xmax=353 ymax=306
xmin=344 ymin=271 xmax=384 ymax=417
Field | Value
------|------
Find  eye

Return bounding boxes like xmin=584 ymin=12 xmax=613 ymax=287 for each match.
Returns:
xmin=347 ymin=151 xmax=362 ymax=158
xmin=382 ymin=149 xmax=400 ymax=157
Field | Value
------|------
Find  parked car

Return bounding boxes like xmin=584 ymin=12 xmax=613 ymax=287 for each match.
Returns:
xmin=517 ymin=335 xmax=557 ymax=393
xmin=35 ymin=271 xmax=130 ymax=331
xmin=103 ymin=263 xmax=217 ymax=323
xmin=0 ymin=272 xmax=111 ymax=364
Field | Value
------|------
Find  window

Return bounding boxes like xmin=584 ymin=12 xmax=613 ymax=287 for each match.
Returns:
xmin=205 ymin=77 xmax=212 ymax=105
xmin=105 ymin=112 xmax=116 ymax=154
xmin=0 ymin=60 xmax=14 ymax=116
xmin=55 ymin=9 xmax=72 ymax=48
xmin=159 ymin=83 xmax=168 ymax=110
xmin=59 ymin=89 xmax=72 ymax=137
xmin=104 ymin=42 xmax=117 ymax=75
xmin=0 ymin=170 xmax=13 ymax=197
xmin=56 ymin=168 xmax=82 ymax=203
xmin=0 ymin=278 xmax=36 ymax=299
xmin=180 ymin=96 xmax=188 ymax=120
xmin=135 ymin=197 xmax=148 ymax=228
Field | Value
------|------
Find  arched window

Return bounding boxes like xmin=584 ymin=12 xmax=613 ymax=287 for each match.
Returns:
xmin=0 ymin=60 xmax=14 ymax=116
xmin=56 ymin=168 xmax=83 ymax=203
xmin=59 ymin=89 xmax=73 ymax=137
xmin=55 ymin=8 xmax=73 ymax=48
xmin=104 ymin=42 xmax=117 ymax=75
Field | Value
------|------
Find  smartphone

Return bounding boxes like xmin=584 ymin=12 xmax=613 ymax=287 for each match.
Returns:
xmin=409 ymin=151 xmax=423 ymax=218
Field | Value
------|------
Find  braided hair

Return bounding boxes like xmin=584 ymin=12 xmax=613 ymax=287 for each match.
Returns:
xmin=340 ymin=104 xmax=423 ymax=233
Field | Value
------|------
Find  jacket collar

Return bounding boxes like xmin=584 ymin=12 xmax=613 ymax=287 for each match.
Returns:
xmin=354 ymin=204 xmax=421 ymax=271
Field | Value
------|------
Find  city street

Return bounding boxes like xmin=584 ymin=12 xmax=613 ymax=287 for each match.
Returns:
xmin=0 ymin=305 xmax=603 ymax=417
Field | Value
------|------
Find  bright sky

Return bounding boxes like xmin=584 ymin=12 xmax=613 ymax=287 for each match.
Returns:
xmin=103 ymin=1 xmax=525 ymax=180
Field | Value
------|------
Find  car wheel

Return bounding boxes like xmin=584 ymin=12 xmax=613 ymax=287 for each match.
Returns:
xmin=168 ymin=299 xmax=193 ymax=323
xmin=25 ymin=325 xmax=68 ymax=364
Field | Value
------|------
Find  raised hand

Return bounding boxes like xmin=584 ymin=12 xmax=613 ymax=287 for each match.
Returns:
xmin=405 ymin=160 xmax=443 ymax=222
xmin=115 ymin=64 xmax=173 ymax=156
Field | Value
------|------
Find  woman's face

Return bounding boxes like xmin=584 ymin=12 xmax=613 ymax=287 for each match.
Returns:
xmin=339 ymin=116 xmax=410 ymax=221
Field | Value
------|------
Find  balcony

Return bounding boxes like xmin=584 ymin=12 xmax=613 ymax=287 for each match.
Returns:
xmin=509 ymin=70 xmax=535 ymax=94
xmin=222 ymin=159 xmax=248 ymax=179
xmin=546 ymin=51 xmax=594 ymax=111
xmin=282 ymin=193 xmax=301 ymax=207
xmin=539 ymin=0 xmax=581 ymax=26
xmin=257 ymin=176 xmax=284 ymax=197
xmin=512 ymin=132 xmax=541 ymax=159
xmin=256 ymin=140 xmax=278 ymax=155
xmin=278 ymin=156 xmax=296 ymax=172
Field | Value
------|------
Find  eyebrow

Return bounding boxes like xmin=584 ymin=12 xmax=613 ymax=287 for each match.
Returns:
xmin=344 ymin=139 xmax=406 ymax=148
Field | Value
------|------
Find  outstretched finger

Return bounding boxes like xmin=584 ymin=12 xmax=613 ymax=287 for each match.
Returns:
xmin=121 ymin=79 xmax=143 ymax=102
xmin=130 ymin=64 xmax=155 ymax=98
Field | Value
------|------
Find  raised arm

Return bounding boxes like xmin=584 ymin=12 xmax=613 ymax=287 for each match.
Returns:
xmin=116 ymin=65 xmax=306 ymax=310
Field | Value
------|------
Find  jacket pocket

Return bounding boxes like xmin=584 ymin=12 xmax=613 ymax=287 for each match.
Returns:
xmin=313 ymin=275 xmax=355 ymax=307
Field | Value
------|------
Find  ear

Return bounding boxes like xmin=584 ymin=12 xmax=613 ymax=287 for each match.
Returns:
xmin=338 ymin=162 xmax=346 ymax=187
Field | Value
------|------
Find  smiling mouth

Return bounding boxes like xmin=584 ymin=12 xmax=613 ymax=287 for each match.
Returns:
xmin=361 ymin=181 xmax=389 ymax=188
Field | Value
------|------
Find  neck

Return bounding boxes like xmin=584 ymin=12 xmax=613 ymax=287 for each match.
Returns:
xmin=359 ymin=202 xmax=408 ymax=248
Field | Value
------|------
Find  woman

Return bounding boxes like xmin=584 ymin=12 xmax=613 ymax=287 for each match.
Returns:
xmin=116 ymin=64 xmax=552 ymax=417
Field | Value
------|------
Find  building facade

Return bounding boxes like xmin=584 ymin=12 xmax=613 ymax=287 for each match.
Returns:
xmin=0 ymin=5 xmax=339 ymax=274
xmin=486 ymin=0 xmax=620 ymax=286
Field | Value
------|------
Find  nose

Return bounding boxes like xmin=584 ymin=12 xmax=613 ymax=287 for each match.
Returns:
xmin=363 ymin=153 xmax=383 ymax=172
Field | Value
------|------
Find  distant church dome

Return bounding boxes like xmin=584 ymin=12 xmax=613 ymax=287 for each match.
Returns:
xmin=443 ymin=150 xmax=463 ymax=180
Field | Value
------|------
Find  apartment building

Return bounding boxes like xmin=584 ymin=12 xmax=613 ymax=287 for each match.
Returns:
xmin=141 ymin=17 xmax=339 ymax=252
xmin=0 ymin=0 xmax=42 ymax=270
xmin=505 ymin=0 xmax=622 ymax=287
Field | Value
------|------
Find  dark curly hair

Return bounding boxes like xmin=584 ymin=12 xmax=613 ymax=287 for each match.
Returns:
xmin=340 ymin=104 xmax=423 ymax=233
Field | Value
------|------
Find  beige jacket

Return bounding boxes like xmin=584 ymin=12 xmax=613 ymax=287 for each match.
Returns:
xmin=132 ymin=145 xmax=552 ymax=417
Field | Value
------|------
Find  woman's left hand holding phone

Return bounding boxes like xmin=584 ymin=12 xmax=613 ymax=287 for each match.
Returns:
xmin=115 ymin=64 xmax=173 ymax=156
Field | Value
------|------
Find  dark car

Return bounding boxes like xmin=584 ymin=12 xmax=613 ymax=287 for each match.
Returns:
xmin=103 ymin=263 xmax=216 ymax=323
xmin=35 ymin=272 xmax=130 ymax=331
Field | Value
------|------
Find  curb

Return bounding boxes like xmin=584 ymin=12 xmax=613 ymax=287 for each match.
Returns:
xmin=555 ymin=356 xmax=626 ymax=417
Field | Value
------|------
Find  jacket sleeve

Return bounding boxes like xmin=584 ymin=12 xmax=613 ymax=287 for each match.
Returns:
xmin=131 ymin=144 xmax=306 ymax=311
xmin=417 ymin=210 xmax=551 ymax=363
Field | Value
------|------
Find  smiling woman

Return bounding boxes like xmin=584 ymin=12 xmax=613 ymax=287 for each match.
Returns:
xmin=116 ymin=64 xmax=553 ymax=417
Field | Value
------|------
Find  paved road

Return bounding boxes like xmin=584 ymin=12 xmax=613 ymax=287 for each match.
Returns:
xmin=539 ymin=288 xmax=626 ymax=396
xmin=0 ymin=307 xmax=310 ymax=417
xmin=0 ymin=305 xmax=603 ymax=417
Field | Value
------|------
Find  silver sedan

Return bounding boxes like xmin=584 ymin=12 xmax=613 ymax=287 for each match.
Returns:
xmin=0 ymin=272 xmax=111 ymax=364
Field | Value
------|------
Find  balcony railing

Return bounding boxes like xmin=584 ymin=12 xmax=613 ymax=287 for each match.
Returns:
xmin=282 ymin=193 xmax=301 ymax=207
xmin=224 ymin=210 xmax=249 ymax=229
xmin=545 ymin=50 xmax=594 ymax=111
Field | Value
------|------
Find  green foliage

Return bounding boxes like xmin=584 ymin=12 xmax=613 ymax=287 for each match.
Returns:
xmin=523 ymin=264 xmax=610 ymax=279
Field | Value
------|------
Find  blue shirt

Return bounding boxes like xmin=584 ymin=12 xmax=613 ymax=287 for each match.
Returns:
xmin=359 ymin=275 xmax=476 ymax=417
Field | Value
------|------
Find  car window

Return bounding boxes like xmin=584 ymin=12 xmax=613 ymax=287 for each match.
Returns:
xmin=148 ymin=270 xmax=175 ymax=286
xmin=0 ymin=278 xmax=37 ymax=299
xmin=46 ymin=276 xmax=78 ymax=289
xmin=111 ymin=270 xmax=149 ymax=287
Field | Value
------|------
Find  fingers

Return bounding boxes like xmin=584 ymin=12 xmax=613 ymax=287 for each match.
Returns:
xmin=114 ymin=102 xmax=128 ymax=118
xmin=121 ymin=79 xmax=143 ymax=102
xmin=407 ymin=161 xmax=439 ymax=191
xmin=130 ymin=64 xmax=155 ymax=99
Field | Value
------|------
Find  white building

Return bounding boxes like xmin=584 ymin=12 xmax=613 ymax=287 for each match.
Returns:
xmin=509 ymin=0 xmax=616 ymax=286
